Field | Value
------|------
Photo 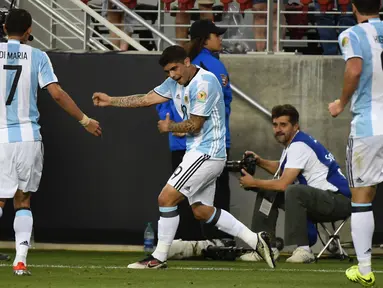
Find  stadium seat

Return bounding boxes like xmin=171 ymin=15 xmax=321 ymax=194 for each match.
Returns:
xmin=236 ymin=0 xmax=252 ymax=12
xmin=220 ymin=0 xmax=232 ymax=11
xmin=315 ymin=217 xmax=351 ymax=261
xmin=178 ymin=0 xmax=194 ymax=11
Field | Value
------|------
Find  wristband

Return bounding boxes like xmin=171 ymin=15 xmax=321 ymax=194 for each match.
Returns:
xmin=79 ymin=114 xmax=91 ymax=127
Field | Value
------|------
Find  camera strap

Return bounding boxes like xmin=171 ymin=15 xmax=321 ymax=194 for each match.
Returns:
xmin=259 ymin=130 xmax=300 ymax=217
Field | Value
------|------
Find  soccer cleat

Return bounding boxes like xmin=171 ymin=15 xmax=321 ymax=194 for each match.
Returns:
xmin=0 ymin=253 xmax=10 ymax=261
xmin=346 ymin=265 xmax=375 ymax=287
xmin=127 ymin=255 xmax=168 ymax=269
xmin=13 ymin=262 xmax=31 ymax=276
xmin=254 ymin=231 xmax=276 ymax=269
xmin=240 ymin=247 xmax=280 ymax=262
xmin=286 ymin=247 xmax=315 ymax=263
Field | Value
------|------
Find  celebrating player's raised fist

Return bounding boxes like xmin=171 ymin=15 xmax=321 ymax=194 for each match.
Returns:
xmin=93 ymin=92 xmax=111 ymax=107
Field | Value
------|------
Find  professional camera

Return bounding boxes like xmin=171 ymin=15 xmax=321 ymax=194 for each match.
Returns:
xmin=226 ymin=153 xmax=257 ymax=176
xmin=0 ymin=1 xmax=33 ymax=43
xmin=0 ymin=7 xmax=9 ymax=42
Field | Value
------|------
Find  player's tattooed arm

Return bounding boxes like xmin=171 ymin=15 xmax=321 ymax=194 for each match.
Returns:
xmin=168 ymin=114 xmax=206 ymax=133
xmin=110 ymin=90 xmax=160 ymax=108
xmin=110 ymin=93 xmax=149 ymax=108
xmin=93 ymin=90 xmax=168 ymax=108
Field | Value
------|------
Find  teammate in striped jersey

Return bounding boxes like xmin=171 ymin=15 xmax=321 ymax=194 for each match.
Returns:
xmin=328 ymin=0 xmax=383 ymax=286
xmin=93 ymin=45 xmax=275 ymax=270
xmin=0 ymin=9 xmax=102 ymax=276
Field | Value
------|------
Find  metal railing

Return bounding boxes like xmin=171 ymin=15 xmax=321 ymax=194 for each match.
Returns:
xmin=20 ymin=0 xmax=363 ymax=54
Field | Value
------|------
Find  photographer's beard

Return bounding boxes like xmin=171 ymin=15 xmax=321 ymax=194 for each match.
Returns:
xmin=274 ymin=130 xmax=297 ymax=147
xmin=274 ymin=132 xmax=288 ymax=146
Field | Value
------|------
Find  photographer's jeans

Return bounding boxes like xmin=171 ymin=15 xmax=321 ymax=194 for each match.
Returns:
xmin=284 ymin=185 xmax=351 ymax=246
xmin=252 ymin=185 xmax=351 ymax=247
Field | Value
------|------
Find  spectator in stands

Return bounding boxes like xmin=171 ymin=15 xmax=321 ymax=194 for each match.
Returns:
xmin=239 ymin=104 xmax=351 ymax=263
xmin=175 ymin=0 xmax=215 ymax=45
xmin=101 ymin=0 xmax=134 ymax=50
xmin=314 ymin=0 xmax=356 ymax=55
xmin=253 ymin=0 xmax=288 ymax=51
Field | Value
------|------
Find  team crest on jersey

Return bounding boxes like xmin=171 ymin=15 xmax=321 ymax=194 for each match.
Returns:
xmin=342 ymin=36 xmax=349 ymax=47
xmin=184 ymin=95 xmax=189 ymax=104
xmin=220 ymin=74 xmax=229 ymax=87
xmin=197 ymin=91 xmax=207 ymax=103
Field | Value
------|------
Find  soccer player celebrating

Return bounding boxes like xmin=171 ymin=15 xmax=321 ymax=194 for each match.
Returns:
xmin=328 ymin=0 xmax=383 ymax=286
xmin=93 ymin=45 xmax=275 ymax=269
xmin=0 ymin=9 xmax=101 ymax=275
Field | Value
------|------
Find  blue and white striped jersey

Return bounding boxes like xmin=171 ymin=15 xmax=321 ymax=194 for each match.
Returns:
xmin=154 ymin=67 xmax=226 ymax=159
xmin=339 ymin=18 xmax=383 ymax=138
xmin=0 ymin=40 xmax=58 ymax=143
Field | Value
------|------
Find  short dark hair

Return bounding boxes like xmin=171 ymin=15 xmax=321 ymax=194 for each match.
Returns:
xmin=352 ymin=0 xmax=381 ymax=15
xmin=159 ymin=45 xmax=188 ymax=67
xmin=271 ymin=104 xmax=299 ymax=125
xmin=5 ymin=9 xmax=32 ymax=37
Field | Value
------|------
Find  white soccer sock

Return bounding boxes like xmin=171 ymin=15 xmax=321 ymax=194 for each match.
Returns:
xmin=13 ymin=209 xmax=33 ymax=266
xmin=152 ymin=207 xmax=180 ymax=262
xmin=298 ymin=245 xmax=311 ymax=253
xmin=213 ymin=209 xmax=258 ymax=249
xmin=351 ymin=203 xmax=374 ymax=275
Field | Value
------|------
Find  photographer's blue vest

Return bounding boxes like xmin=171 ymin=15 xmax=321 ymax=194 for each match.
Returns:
xmin=280 ymin=131 xmax=351 ymax=198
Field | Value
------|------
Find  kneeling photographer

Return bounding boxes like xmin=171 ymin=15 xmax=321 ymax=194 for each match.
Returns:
xmin=238 ymin=104 xmax=351 ymax=263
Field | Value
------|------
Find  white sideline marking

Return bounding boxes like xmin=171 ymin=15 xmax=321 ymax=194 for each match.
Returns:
xmin=0 ymin=264 xmax=382 ymax=274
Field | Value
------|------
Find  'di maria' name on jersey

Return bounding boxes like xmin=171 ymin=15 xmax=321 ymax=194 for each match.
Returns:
xmin=0 ymin=51 xmax=28 ymax=60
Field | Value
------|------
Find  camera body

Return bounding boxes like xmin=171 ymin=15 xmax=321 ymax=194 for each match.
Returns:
xmin=0 ymin=7 xmax=9 ymax=42
xmin=226 ymin=154 xmax=257 ymax=176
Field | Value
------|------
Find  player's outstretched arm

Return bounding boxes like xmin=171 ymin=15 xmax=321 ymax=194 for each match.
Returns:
xmin=158 ymin=114 xmax=205 ymax=134
xmin=92 ymin=90 xmax=168 ymax=108
xmin=47 ymin=83 xmax=102 ymax=137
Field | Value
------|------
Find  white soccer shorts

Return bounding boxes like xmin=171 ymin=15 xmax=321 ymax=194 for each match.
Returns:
xmin=346 ymin=135 xmax=383 ymax=188
xmin=167 ymin=151 xmax=225 ymax=205
xmin=0 ymin=141 xmax=43 ymax=198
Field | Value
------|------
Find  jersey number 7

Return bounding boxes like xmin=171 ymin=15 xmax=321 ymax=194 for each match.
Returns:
xmin=4 ymin=65 xmax=22 ymax=105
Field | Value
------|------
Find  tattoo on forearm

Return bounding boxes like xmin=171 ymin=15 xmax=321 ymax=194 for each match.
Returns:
xmin=110 ymin=91 xmax=153 ymax=108
xmin=169 ymin=116 xmax=204 ymax=133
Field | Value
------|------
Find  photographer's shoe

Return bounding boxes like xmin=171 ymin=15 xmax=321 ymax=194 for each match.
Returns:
xmin=255 ymin=231 xmax=276 ymax=269
xmin=286 ymin=247 xmax=315 ymax=263
xmin=240 ymin=247 xmax=279 ymax=262
xmin=346 ymin=265 xmax=375 ymax=287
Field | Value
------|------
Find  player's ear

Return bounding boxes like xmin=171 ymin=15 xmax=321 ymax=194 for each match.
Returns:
xmin=184 ymin=57 xmax=191 ymax=67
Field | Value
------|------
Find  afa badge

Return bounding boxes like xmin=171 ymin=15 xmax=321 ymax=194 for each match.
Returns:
xmin=197 ymin=91 xmax=207 ymax=103
xmin=184 ymin=95 xmax=189 ymax=104
xmin=342 ymin=36 xmax=349 ymax=47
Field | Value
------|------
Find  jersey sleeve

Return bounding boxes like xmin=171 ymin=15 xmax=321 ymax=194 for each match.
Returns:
xmin=190 ymin=76 xmax=220 ymax=117
xmin=284 ymin=142 xmax=312 ymax=170
xmin=38 ymin=52 xmax=58 ymax=89
xmin=154 ymin=77 xmax=173 ymax=99
xmin=338 ymin=30 xmax=363 ymax=61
